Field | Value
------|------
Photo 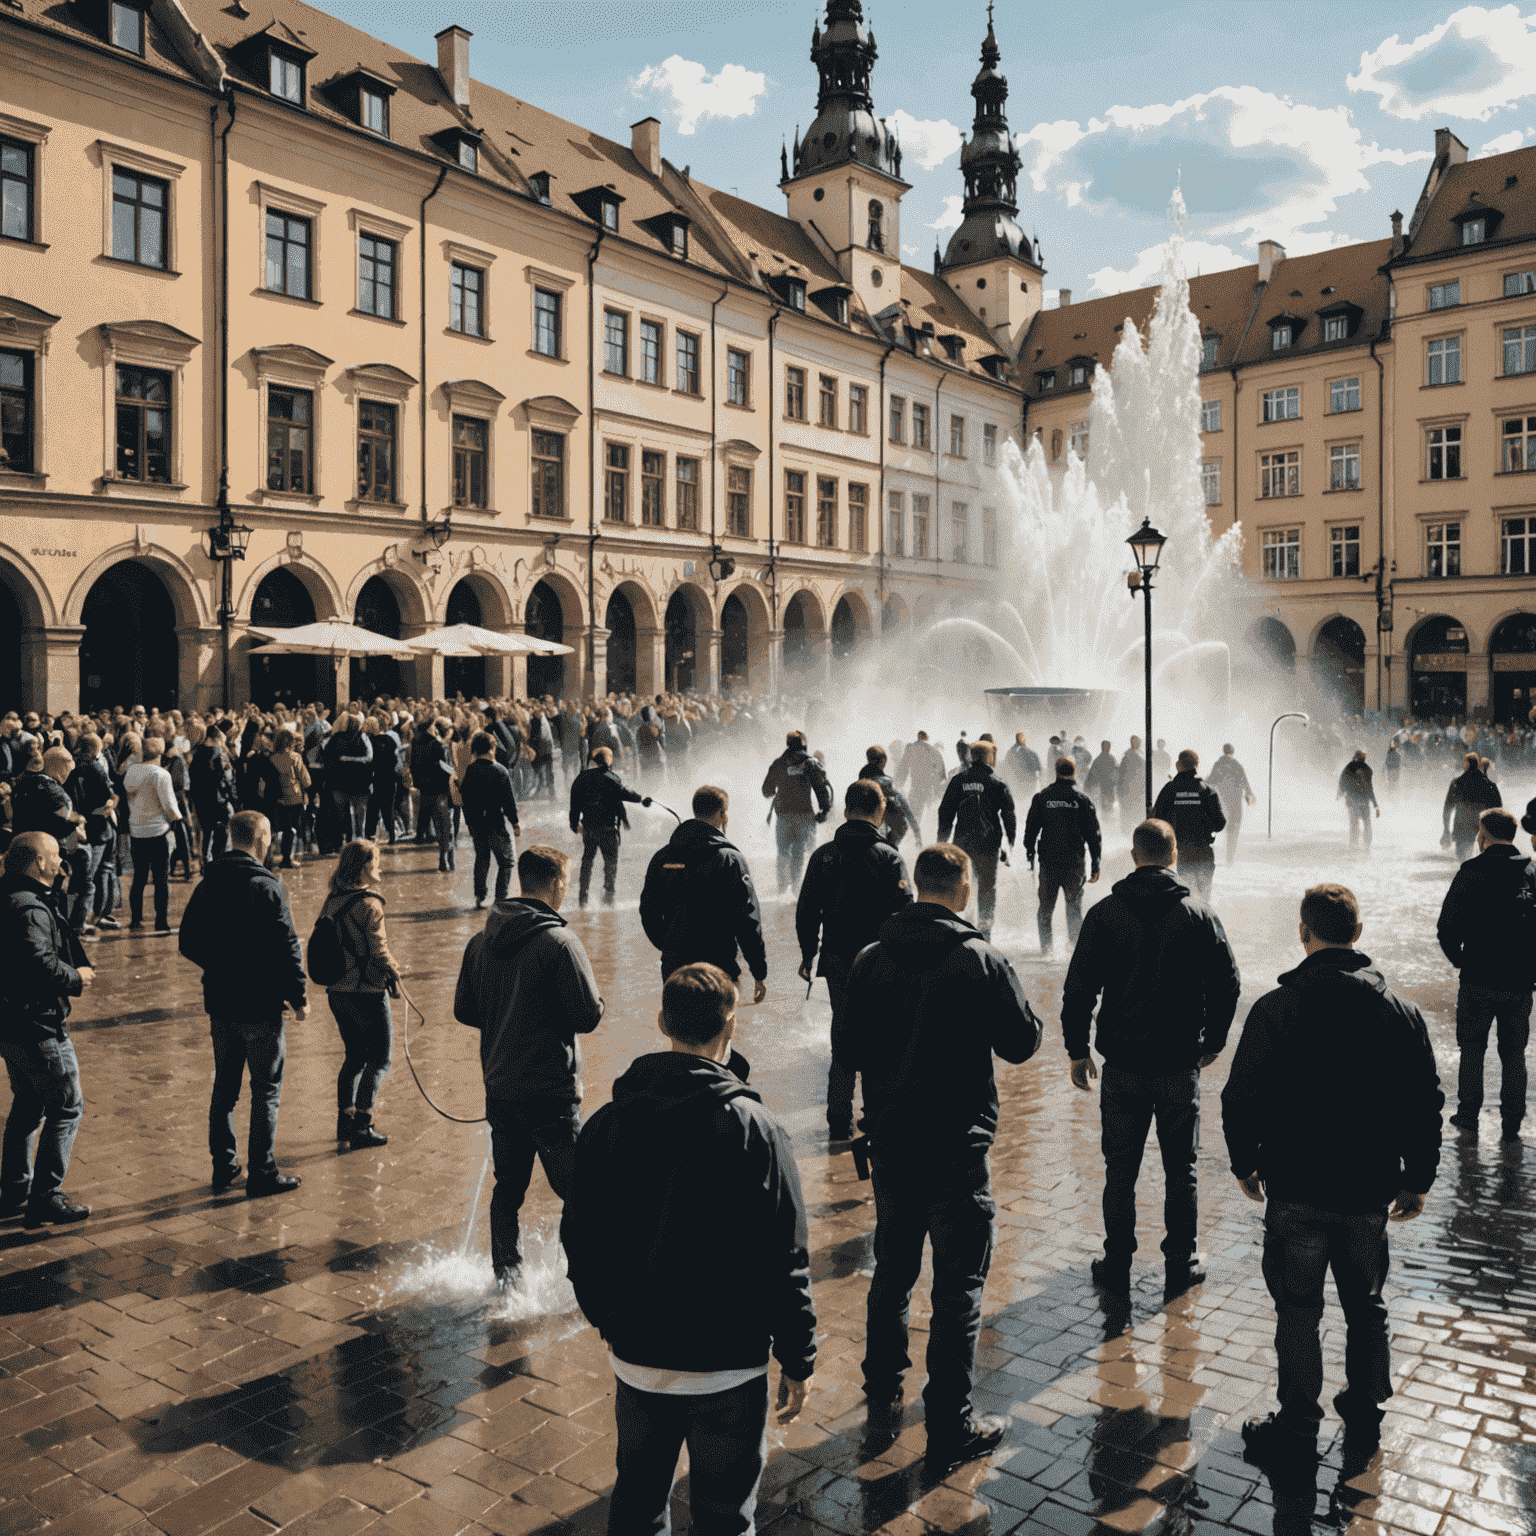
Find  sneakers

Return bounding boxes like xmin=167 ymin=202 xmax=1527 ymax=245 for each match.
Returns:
xmin=349 ymin=1115 xmax=388 ymax=1150
xmin=24 ymin=1195 xmax=91 ymax=1229
xmin=246 ymin=1172 xmax=301 ymax=1198
xmin=153 ymin=923 xmax=175 ymax=935
xmin=1241 ymin=1413 xmax=1318 ymax=1466
xmin=925 ymin=1414 xmax=1008 ymax=1472
xmin=212 ymin=1163 xmax=244 ymax=1193
xmin=1091 ymin=1257 xmax=1131 ymax=1295
xmin=96 ymin=915 xmax=120 ymax=930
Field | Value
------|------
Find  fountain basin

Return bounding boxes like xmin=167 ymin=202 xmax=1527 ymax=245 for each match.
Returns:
xmin=984 ymin=686 xmax=1120 ymax=734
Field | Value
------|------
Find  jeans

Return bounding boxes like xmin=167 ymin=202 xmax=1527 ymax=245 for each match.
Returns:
xmin=956 ymin=838 xmax=1000 ymax=938
xmin=485 ymin=1095 xmax=581 ymax=1275
xmin=94 ymin=838 xmax=119 ymax=919
xmin=1262 ymin=1201 xmax=1391 ymax=1431
xmin=1456 ymin=983 xmax=1531 ymax=1129
xmin=0 ymin=1036 xmax=83 ymax=1207
xmin=421 ymin=794 xmax=453 ymax=867
xmin=579 ymin=826 xmax=621 ymax=902
xmin=864 ymin=1156 xmax=995 ymax=1437
xmin=77 ymin=842 xmax=106 ymax=926
xmin=609 ymin=1374 xmax=769 ymax=1536
xmin=197 ymin=811 xmax=228 ymax=865
xmin=1099 ymin=1064 xmax=1200 ymax=1266
xmin=272 ymin=804 xmax=302 ymax=863
xmin=208 ymin=1016 xmax=286 ymax=1180
xmin=1346 ymin=802 xmax=1373 ymax=850
xmin=1181 ymin=853 xmax=1214 ymax=903
xmin=129 ymin=833 xmax=171 ymax=926
xmin=1037 ymin=857 xmax=1085 ymax=949
xmin=471 ymin=825 xmax=515 ymax=903
xmin=366 ymin=777 xmax=398 ymax=841
xmin=329 ymin=992 xmax=393 ymax=1113
xmin=332 ymin=791 xmax=369 ymax=842
xmin=775 ymin=812 xmax=817 ymax=891
xmin=822 ymin=960 xmax=854 ymax=1132
xmin=169 ymin=817 xmax=193 ymax=877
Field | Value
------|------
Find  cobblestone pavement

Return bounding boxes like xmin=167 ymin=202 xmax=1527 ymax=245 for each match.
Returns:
xmin=1 ymin=785 xmax=1533 ymax=1536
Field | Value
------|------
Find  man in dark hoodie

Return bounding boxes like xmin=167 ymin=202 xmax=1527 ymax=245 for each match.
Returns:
xmin=640 ymin=786 xmax=768 ymax=1001
xmin=459 ymin=732 xmax=522 ymax=910
xmin=937 ymin=741 xmax=1017 ymax=942
xmin=1223 ymin=883 xmax=1442 ymax=1462
xmin=1437 ymin=807 xmax=1536 ymax=1139
xmin=1062 ymin=819 xmax=1241 ymax=1296
xmin=1337 ymin=749 xmax=1379 ymax=851
xmin=857 ymin=747 xmax=919 ymax=846
xmin=562 ymin=963 xmax=814 ymax=1536
xmin=762 ymin=730 xmax=833 ymax=892
xmin=567 ymin=746 xmax=649 ymax=907
xmin=834 ymin=844 xmax=1042 ymax=1471
xmin=455 ymin=845 xmax=603 ymax=1287
xmin=1024 ymin=756 xmax=1101 ymax=953
xmin=1443 ymin=751 xmax=1502 ymax=861
xmin=1151 ymin=749 xmax=1226 ymax=902
xmin=797 ymin=779 xmax=912 ymax=1140
xmin=1085 ymin=740 xmax=1118 ymax=820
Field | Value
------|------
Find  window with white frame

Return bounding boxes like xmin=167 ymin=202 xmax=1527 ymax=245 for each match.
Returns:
xmin=1505 ymin=270 xmax=1536 ymax=297
xmin=1427 ymin=426 xmax=1462 ymax=480
xmin=639 ymin=320 xmax=661 ymax=385
xmin=1323 ymin=315 xmax=1348 ymax=342
xmin=911 ymin=402 xmax=930 ymax=449
xmin=1463 ymin=218 xmax=1486 ymax=245
xmin=1262 ymin=387 xmax=1300 ymax=422
xmin=1502 ymin=516 xmax=1536 ymax=573
xmin=451 ymin=263 xmax=485 ymax=337
xmin=1069 ymin=362 xmax=1089 ymax=386
xmin=1271 ymin=324 xmax=1292 ymax=350
xmin=1426 ymin=521 xmax=1461 ymax=576
xmin=1261 ymin=527 xmax=1301 ymax=579
xmin=604 ymin=442 xmax=629 ymax=522
xmin=358 ymin=234 xmax=395 ymax=319
xmin=783 ymin=470 xmax=806 ymax=543
xmin=848 ymin=383 xmax=868 ymax=434
xmin=641 ymin=451 xmax=664 ymax=526
xmin=602 ymin=309 xmax=627 ymax=375
xmin=848 ymin=482 xmax=867 ymax=552
xmin=726 ymin=347 xmax=749 ymax=406
xmin=1504 ymin=325 xmax=1536 ymax=376
xmin=1503 ymin=415 xmax=1536 ymax=472
xmin=911 ymin=494 xmax=929 ymax=558
xmin=1329 ymin=442 xmax=1360 ymax=491
xmin=532 ymin=287 xmax=560 ymax=356
xmin=951 ymin=502 xmax=969 ymax=564
xmin=727 ymin=466 xmax=751 ymax=536
xmin=675 ymin=331 xmax=700 ymax=394
xmin=1201 ymin=460 xmax=1221 ymax=505
xmin=1200 ymin=399 xmax=1221 ymax=432
xmin=675 ymin=457 xmax=699 ymax=530
xmin=1331 ymin=524 xmax=1360 ymax=577
xmin=887 ymin=490 xmax=904 ymax=556
xmin=1260 ymin=450 xmax=1300 ymax=498
xmin=816 ymin=476 xmax=837 ymax=547
xmin=1427 ymin=335 xmax=1461 ymax=384
xmin=1068 ymin=419 xmax=1088 ymax=458
xmin=531 ymin=431 xmax=564 ymax=518
xmin=1330 ymin=377 xmax=1361 ymax=413
xmin=949 ymin=414 xmax=966 ymax=457
xmin=983 ymin=422 xmax=997 ymax=465
xmin=1428 ymin=281 xmax=1460 ymax=310
xmin=888 ymin=394 xmax=904 ymax=442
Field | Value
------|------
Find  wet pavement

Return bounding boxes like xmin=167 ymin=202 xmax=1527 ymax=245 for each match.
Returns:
xmin=2 ymin=771 xmax=1534 ymax=1536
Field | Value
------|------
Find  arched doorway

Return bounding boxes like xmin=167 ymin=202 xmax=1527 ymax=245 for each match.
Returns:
xmin=352 ymin=575 xmax=402 ymax=703
xmin=1248 ymin=617 xmax=1296 ymax=674
xmin=79 ymin=561 xmax=178 ymax=712
xmin=665 ymin=590 xmax=698 ymax=693
xmin=831 ymin=597 xmax=860 ymax=661
xmin=250 ymin=568 xmax=319 ymax=709
xmin=882 ymin=595 xmax=908 ymax=634
xmin=605 ymin=590 xmax=636 ymax=695
xmin=1410 ymin=615 xmax=1469 ymax=719
xmin=720 ymin=594 xmax=748 ymax=691
xmin=524 ymin=580 xmax=565 ymax=699
xmin=1490 ymin=613 xmax=1536 ymax=724
xmin=444 ymin=581 xmax=485 ymax=699
xmin=0 ymin=575 xmax=21 ymax=718
xmin=1314 ymin=616 xmax=1366 ymax=714
xmin=783 ymin=592 xmax=811 ymax=673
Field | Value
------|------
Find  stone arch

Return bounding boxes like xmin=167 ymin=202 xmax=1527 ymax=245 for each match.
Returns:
xmin=0 ymin=544 xmax=56 ymax=628
xmin=1488 ymin=610 xmax=1536 ymax=723
xmin=77 ymin=560 xmax=184 ymax=712
xmin=720 ymin=580 xmax=771 ymax=692
xmin=782 ymin=588 xmax=825 ymax=676
xmin=1246 ymin=616 xmax=1296 ymax=673
xmin=1312 ymin=614 xmax=1367 ymax=714
xmin=236 ymin=550 xmax=342 ymax=624
xmin=881 ymin=593 xmax=909 ymax=634
xmin=523 ymin=572 xmax=584 ymax=700
xmin=1406 ymin=612 xmax=1470 ymax=719
xmin=830 ymin=589 xmax=875 ymax=661
xmin=65 ymin=543 xmax=210 ymax=629
xmin=1486 ymin=609 xmax=1536 ymax=653
xmin=663 ymin=581 xmax=713 ymax=694
xmin=343 ymin=559 xmax=431 ymax=633
xmin=350 ymin=572 xmax=413 ymax=704
xmin=603 ymin=576 xmax=660 ymax=698
xmin=435 ymin=565 xmax=514 ymax=629
xmin=248 ymin=565 xmax=326 ymax=709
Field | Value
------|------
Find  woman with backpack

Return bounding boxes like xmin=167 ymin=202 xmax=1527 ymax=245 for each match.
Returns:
xmin=318 ymin=838 xmax=400 ymax=1149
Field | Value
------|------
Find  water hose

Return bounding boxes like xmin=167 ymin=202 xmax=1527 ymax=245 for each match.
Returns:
xmin=397 ymin=980 xmax=486 ymax=1124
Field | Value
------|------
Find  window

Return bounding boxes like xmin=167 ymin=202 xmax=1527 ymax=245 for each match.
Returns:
xmin=452 ymin=416 xmax=487 ymax=508
xmin=816 ymin=477 xmax=837 ymax=547
xmin=1201 ymin=335 xmax=1220 ymax=371
xmin=676 ymin=332 xmax=699 ymax=394
xmin=888 ymin=394 xmax=905 ymax=443
xmin=887 ymin=491 xmax=904 ymax=557
xmin=727 ymin=347 xmax=749 ymax=407
xmin=784 ymin=470 xmax=806 ymax=543
xmin=1261 ymin=387 xmax=1300 ymax=423
xmin=358 ymin=234 xmax=395 ymax=319
xmin=949 ymin=415 xmax=966 ymax=457
xmin=1427 ymin=426 xmax=1462 ymax=480
xmin=532 ymin=287 xmax=560 ymax=355
xmin=819 ymin=374 xmax=837 ymax=428
xmin=1428 ymin=281 xmax=1460 ymax=310
xmin=1260 ymin=450 xmax=1300 ymax=498
xmin=1502 ymin=516 xmax=1536 ymax=574
xmin=270 ymin=52 xmax=304 ymax=103
xmin=1463 ymin=218 xmax=1486 ymax=246
xmin=114 ymin=365 xmax=170 ymax=483
xmin=1069 ymin=363 xmax=1089 ymax=386
xmin=603 ymin=309 xmax=628 ymax=376
xmin=1261 ymin=527 xmax=1300 ymax=580
xmin=531 ymin=431 xmax=564 ymax=518
xmin=110 ymin=1 xmax=143 ymax=54
xmin=911 ymin=494 xmax=930 ymax=558
xmin=727 ymin=466 xmax=751 ymax=537
xmin=1428 ymin=336 xmax=1461 ymax=385
xmin=601 ymin=198 xmax=618 ymax=232
xmin=1323 ymin=315 xmax=1348 ymax=342
xmin=983 ymin=423 xmax=997 ymax=466
xmin=849 ymin=384 xmax=868 ymax=434
xmin=1505 ymin=270 xmax=1536 ymax=297
xmin=447 ymin=263 xmax=484 ymax=337
xmin=982 ymin=507 xmax=997 ymax=566
xmin=848 ymin=483 xmax=867 ymax=552
xmin=604 ymin=443 xmax=629 ymax=522
xmin=113 ymin=169 xmax=167 ymax=268
xmin=459 ymin=139 xmax=478 ymax=173
xmin=1201 ymin=460 xmax=1220 ymax=506
xmin=0 ymin=350 xmax=34 ymax=473
xmin=1503 ymin=415 xmax=1536 ymax=472
xmin=1038 ymin=371 xmax=1056 ymax=391
xmin=1201 ymin=399 xmax=1221 ymax=433
xmin=640 ymin=320 xmax=661 ymax=385
xmin=1068 ymin=420 xmax=1088 ymax=459
xmin=911 ymin=402 xmax=930 ymax=450
xmin=951 ymin=503 xmax=969 ymax=564
xmin=670 ymin=222 xmax=688 ymax=258
xmin=361 ymin=89 xmax=388 ymax=135
xmin=1504 ymin=326 xmax=1536 ymax=376
xmin=263 ymin=210 xmax=309 ymax=297
xmin=1426 ymin=521 xmax=1461 ymax=577
xmin=1330 ymin=377 xmax=1361 ymax=413
xmin=356 ymin=399 xmax=396 ymax=502
xmin=2 ymin=139 xmax=33 ymax=243
xmin=675 ymin=457 xmax=699 ymax=530
xmin=641 ymin=451 xmax=665 ymax=526
xmin=1329 ymin=442 xmax=1361 ymax=491
xmin=786 ymin=366 xmax=806 ymax=420
xmin=1331 ymin=524 xmax=1360 ymax=577
xmin=787 ymin=280 xmax=806 ymax=312
xmin=266 ymin=387 xmax=311 ymax=493
xmin=1271 ymin=325 xmax=1292 ymax=351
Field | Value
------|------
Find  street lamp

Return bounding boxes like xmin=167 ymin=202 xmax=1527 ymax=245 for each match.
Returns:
xmin=707 ymin=546 xmax=735 ymax=585
xmin=1267 ymin=711 xmax=1309 ymax=838
xmin=1125 ymin=517 xmax=1168 ymax=814
xmin=412 ymin=514 xmax=452 ymax=564
xmin=202 ymin=507 xmax=252 ymax=707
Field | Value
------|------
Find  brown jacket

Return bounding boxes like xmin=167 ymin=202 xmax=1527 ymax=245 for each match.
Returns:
xmin=321 ymin=888 xmax=399 ymax=993
xmin=271 ymin=749 xmax=312 ymax=808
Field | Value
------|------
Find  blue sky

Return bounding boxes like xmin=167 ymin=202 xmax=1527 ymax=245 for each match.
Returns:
xmin=321 ymin=0 xmax=1536 ymax=302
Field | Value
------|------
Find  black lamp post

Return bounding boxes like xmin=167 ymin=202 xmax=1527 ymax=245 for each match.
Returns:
xmin=1125 ymin=517 xmax=1168 ymax=814
xmin=204 ymin=505 xmax=252 ymax=708
xmin=707 ymin=546 xmax=735 ymax=585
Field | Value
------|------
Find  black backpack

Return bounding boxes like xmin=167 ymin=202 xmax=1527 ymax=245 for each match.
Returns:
xmin=306 ymin=891 xmax=370 ymax=986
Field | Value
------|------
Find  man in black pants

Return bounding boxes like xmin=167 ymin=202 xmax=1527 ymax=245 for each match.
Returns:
xmin=936 ymin=741 xmax=1016 ymax=941
xmin=568 ymin=746 xmax=648 ymax=907
xmin=1024 ymin=756 xmax=1101 ymax=953
xmin=796 ymin=779 xmax=912 ymax=1140
xmin=1337 ymin=749 xmax=1379 ymax=851
xmin=762 ymin=731 xmax=832 ymax=893
xmin=1224 ymin=882 xmax=1442 ymax=1462
xmin=1062 ymin=819 xmax=1241 ymax=1296
xmin=460 ymin=732 xmax=521 ymax=910
xmin=455 ymin=845 xmax=603 ymax=1289
xmin=1151 ymin=749 xmax=1226 ymax=902
xmin=1443 ymin=751 xmax=1502 ymax=861
xmin=834 ymin=844 xmax=1041 ymax=1472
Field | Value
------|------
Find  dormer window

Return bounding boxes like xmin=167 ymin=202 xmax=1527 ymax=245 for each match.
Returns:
xmin=602 ymin=198 xmax=618 ymax=231
xmin=361 ymin=88 xmax=388 ymax=135
xmin=638 ymin=211 xmax=688 ymax=258
xmin=1201 ymin=334 xmax=1220 ymax=370
xmin=270 ymin=51 xmax=305 ymax=104
xmin=1272 ymin=324 xmax=1292 ymax=350
xmin=670 ymin=222 xmax=687 ymax=257
xmin=1464 ymin=218 xmax=1486 ymax=246
xmin=1037 ymin=371 xmax=1055 ymax=391
xmin=431 ymin=126 xmax=482 ymax=174
xmin=328 ymin=70 xmax=396 ymax=137
xmin=460 ymin=140 xmax=478 ymax=172
xmin=788 ymin=280 xmax=805 ymax=311
xmin=1323 ymin=315 xmax=1346 ymax=342
xmin=573 ymin=185 xmax=625 ymax=232
xmin=110 ymin=0 xmax=144 ymax=54
xmin=529 ymin=171 xmax=551 ymax=204
xmin=1069 ymin=362 xmax=1087 ymax=386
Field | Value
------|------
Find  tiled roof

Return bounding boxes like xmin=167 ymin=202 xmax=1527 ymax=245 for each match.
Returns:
xmin=10 ymin=0 xmax=205 ymax=83
xmin=1395 ymin=143 xmax=1536 ymax=267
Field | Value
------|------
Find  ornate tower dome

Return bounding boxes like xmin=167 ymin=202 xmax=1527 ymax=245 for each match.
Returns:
xmin=787 ymin=0 xmax=904 ymax=184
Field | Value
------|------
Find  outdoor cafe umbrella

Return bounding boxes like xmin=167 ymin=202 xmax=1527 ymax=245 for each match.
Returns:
xmin=246 ymin=621 xmax=421 ymax=657
xmin=406 ymin=622 xmax=574 ymax=657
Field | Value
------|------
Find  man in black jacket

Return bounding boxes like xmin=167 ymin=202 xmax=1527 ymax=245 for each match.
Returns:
xmin=1004 ymin=732 xmax=1042 ymax=803
xmin=460 ymin=732 xmax=522 ymax=910
xmin=0 ymin=833 xmax=93 ymax=1227
xmin=365 ymin=722 xmax=400 ymax=844
xmin=567 ymin=746 xmax=649 ymax=908
xmin=1337 ymin=749 xmax=1379 ymax=851
xmin=1206 ymin=744 xmax=1255 ymax=865
xmin=640 ymin=786 xmax=768 ymax=1001
xmin=563 ymin=964 xmax=813 ymax=1536
xmin=1062 ymin=819 xmax=1241 ymax=1296
xmin=411 ymin=718 xmax=457 ymax=871
xmin=762 ymin=731 xmax=832 ymax=892
xmin=1437 ymin=806 xmax=1535 ymax=1139
xmin=1443 ymin=752 xmax=1502 ymax=861
xmin=937 ymin=741 xmax=1017 ymax=941
xmin=1223 ymin=882 xmax=1442 ymax=1461
xmin=190 ymin=726 xmax=236 ymax=864
xmin=1085 ymin=740 xmax=1118 ymax=820
xmin=797 ymin=779 xmax=912 ymax=1140
xmin=1151 ymin=749 xmax=1226 ymax=901
xmin=66 ymin=737 xmax=115 ymax=934
xmin=456 ymin=845 xmax=602 ymax=1287
xmin=1024 ymin=757 xmax=1102 ymax=953
xmin=178 ymin=811 xmax=307 ymax=1198
xmin=1117 ymin=736 xmax=1147 ymax=831
xmin=834 ymin=844 xmax=1042 ymax=1471
xmin=857 ymin=747 xmax=919 ymax=846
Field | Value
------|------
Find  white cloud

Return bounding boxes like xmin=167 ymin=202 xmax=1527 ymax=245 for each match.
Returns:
xmin=1477 ymin=128 xmax=1526 ymax=154
xmin=901 ymin=243 xmax=919 ymax=258
xmin=927 ymin=195 xmax=964 ymax=232
xmin=1349 ymin=6 xmax=1536 ymax=122
xmin=629 ymin=56 xmax=767 ymax=136
xmin=887 ymin=110 xmax=963 ymax=172
xmin=1087 ymin=238 xmax=1247 ymax=296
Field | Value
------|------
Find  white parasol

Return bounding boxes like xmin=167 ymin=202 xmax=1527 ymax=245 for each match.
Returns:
xmin=247 ymin=621 xmax=421 ymax=657
xmin=407 ymin=622 xmax=574 ymax=657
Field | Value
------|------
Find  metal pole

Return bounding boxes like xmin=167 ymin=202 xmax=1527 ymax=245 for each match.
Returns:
xmin=1143 ymin=577 xmax=1153 ymax=814
xmin=1268 ymin=711 xmax=1309 ymax=838
xmin=220 ymin=552 xmax=231 ymax=709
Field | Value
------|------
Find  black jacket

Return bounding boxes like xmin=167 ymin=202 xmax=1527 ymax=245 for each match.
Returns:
xmin=833 ymin=904 xmax=1042 ymax=1171
xmin=562 ymin=1051 xmax=815 ymax=1379
xmin=1061 ymin=865 xmax=1241 ymax=1071
xmin=1086 ymin=751 xmax=1118 ymax=803
xmin=189 ymin=742 xmax=235 ymax=816
xmin=1206 ymin=755 xmax=1252 ymax=807
xmin=459 ymin=757 xmax=521 ymax=835
xmin=937 ymin=762 xmax=1017 ymax=851
xmin=1444 ymin=768 xmax=1501 ymax=840
xmin=1024 ymin=779 xmax=1103 ymax=870
xmin=370 ymin=733 xmax=400 ymax=786
xmin=454 ymin=897 xmax=603 ymax=1103
xmin=10 ymin=769 xmax=78 ymax=851
xmin=1151 ymin=771 xmax=1226 ymax=855
xmin=1004 ymin=742 xmax=1042 ymax=793
xmin=178 ymin=852 xmax=306 ymax=1021
xmin=0 ymin=873 xmax=83 ymax=1045
xmin=762 ymin=748 xmax=832 ymax=818
xmin=410 ymin=735 xmax=455 ymax=797
xmin=569 ymin=764 xmax=644 ymax=834
xmin=640 ymin=819 xmax=767 ymax=982
xmin=1338 ymin=759 xmax=1377 ymax=807
xmin=1222 ymin=949 xmax=1443 ymax=1212
xmin=1437 ymin=842 xmax=1536 ymax=992
xmin=796 ymin=819 xmax=912 ymax=974
xmin=323 ymin=730 xmax=373 ymax=797
xmin=856 ymin=769 xmax=918 ymax=845
xmin=1118 ymin=749 xmax=1146 ymax=802
xmin=66 ymin=758 xmax=115 ymax=846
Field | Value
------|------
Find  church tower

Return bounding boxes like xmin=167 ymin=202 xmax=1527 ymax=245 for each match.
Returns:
xmin=939 ymin=7 xmax=1044 ymax=355
xmin=781 ymin=0 xmax=910 ymax=316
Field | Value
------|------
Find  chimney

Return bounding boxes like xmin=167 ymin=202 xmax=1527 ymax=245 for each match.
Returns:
xmin=1257 ymin=239 xmax=1285 ymax=284
xmin=1435 ymin=127 xmax=1469 ymax=167
xmin=435 ymin=26 xmax=471 ymax=108
xmin=1058 ymin=288 xmax=1071 ymax=307
xmin=631 ymin=117 xmax=661 ymax=177
xmin=1391 ymin=209 xmax=1405 ymax=258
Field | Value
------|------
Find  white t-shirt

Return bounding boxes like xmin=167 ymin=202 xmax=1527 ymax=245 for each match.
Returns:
xmin=609 ymin=1355 xmax=766 ymax=1397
